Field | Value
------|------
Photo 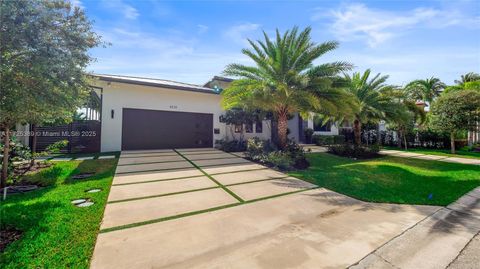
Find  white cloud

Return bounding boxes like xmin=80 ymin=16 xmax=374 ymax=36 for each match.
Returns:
xmin=224 ymin=23 xmax=261 ymax=44
xmin=197 ymin=24 xmax=209 ymax=34
xmin=316 ymin=3 xmax=478 ymax=47
xmin=102 ymin=0 xmax=139 ymax=20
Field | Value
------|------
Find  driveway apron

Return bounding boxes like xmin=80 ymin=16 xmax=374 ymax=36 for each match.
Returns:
xmin=91 ymin=148 xmax=440 ymax=269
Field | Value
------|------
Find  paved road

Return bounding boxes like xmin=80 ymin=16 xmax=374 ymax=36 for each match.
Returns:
xmin=91 ymin=148 xmax=443 ymax=268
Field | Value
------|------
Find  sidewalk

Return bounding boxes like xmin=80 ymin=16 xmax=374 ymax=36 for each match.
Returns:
xmin=350 ymin=187 xmax=480 ymax=269
xmin=379 ymin=150 xmax=480 ymax=166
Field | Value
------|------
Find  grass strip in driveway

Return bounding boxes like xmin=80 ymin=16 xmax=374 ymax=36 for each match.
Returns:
xmin=99 ymin=187 xmax=318 ymax=233
xmin=107 ymin=186 xmax=221 ymax=204
xmin=174 ymin=149 xmax=244 ymax=202
xmin=112 ymin=174 xmax=207 ymax=186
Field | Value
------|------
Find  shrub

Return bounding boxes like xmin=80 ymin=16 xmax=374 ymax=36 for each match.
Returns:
xmin=215 ymin=139 xmax=247 ymax=152
xmin=313 ymin=135 xmax=345 ymax=146
xmin=265 ymin=152 xmax=294 ymax=170
xmin=45 ymin=140 xmax=68 ymax=154
xmin=328 ymin=144 xmax=380 ymax=159
xmin=245 ymin=138 xmax=309 ymax=170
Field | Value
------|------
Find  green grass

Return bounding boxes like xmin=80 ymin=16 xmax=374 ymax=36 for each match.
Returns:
xmin=290 ymin=153 xmax=480 ymax=206
xmin=383 ymin=146 xmax=480 ymax=159
xmin=0 ymin=159 xmax=117 ymax=268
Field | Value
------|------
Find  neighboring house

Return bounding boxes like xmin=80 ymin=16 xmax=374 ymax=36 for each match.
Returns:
xmin=18 ymin=74 xmax=341 ymax=152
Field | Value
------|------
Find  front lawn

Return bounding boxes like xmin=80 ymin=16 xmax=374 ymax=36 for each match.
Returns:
xmin=383 ymin=146 xmax=480 ymax=159
xmin=290 ymin=153 xmax=480 ymax=206
xmin=0 ymin=158 xmax=117 ymax=268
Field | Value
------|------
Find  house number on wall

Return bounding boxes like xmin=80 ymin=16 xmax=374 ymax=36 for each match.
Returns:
xmin=169 ymin=105 xmax=178 ymax=109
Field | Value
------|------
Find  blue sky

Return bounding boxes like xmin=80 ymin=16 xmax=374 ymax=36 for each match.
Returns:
xmin=77 ymin=0 xmax=480 ymax=86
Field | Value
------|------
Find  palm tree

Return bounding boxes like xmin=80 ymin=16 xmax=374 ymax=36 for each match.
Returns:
xmin=405 ymin=77 xmax=446 ymax=104
xmin=454 ymin=72 xmax=480 ymax=86
xmin=221 ymin=26 xmax=353 ymax=148
xmin=343 ymin=69 xmax=399 ymax=145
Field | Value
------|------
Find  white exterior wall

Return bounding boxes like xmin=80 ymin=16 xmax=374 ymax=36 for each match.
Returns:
xmin=224 ymin=120 xmax=272 ymax=141
xmin=97 ymin=81 xmax=225 ymax=152
xmin=307 ymin=118 xmax=340 ymax=136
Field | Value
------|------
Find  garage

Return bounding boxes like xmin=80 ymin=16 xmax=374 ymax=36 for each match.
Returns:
xmin=122 ymin=108 xmax=213 ymax=150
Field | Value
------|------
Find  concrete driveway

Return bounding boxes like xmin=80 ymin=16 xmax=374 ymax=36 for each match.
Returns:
xmin=91 ymin=148 xmax=439 ymax=268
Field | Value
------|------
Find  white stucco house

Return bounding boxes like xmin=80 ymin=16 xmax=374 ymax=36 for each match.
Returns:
xmin=78 ymin=74 xmax=343 ymax=152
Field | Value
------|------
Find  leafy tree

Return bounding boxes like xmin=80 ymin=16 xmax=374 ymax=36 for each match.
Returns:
xmin=405 ymin=77 xmax=446 ymax=104
xmin=343 ymin=69 xmax=400 ymax=145
xmin=222 ymin=26 xmax=353 ymax=148
xmin=0 ymin=0 xmax=103 ymax=186
xmin=219 ymin=108 xmax=265 ymax=141
xmin=430 ymin=90 xmax=480 ymax=153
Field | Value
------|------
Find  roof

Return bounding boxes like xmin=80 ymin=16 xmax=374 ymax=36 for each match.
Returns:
xmin=91 ymin=74 xmax=219 ymax=95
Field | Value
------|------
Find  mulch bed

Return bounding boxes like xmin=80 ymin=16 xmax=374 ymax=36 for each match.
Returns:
xmin=13 ymin=161 xmax=52 ymax=179
xmin=0 ymin=228 xmax=23 ymax=252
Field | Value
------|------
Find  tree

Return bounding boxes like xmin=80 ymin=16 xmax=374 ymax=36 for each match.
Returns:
xmin=221 ymin=26 xmax=353 ymax=148
xmin=454 ymin=72 xmax=480 ymax=86
xmin=405 ymin=77 xmax=446 ymax=104
xmin=343 ymin=69 xmax=399 ymax=145
xmin=0 ymin=0 xmax=103 ymax=187
xmin=430 ymin=90 xmax=480 ymax=153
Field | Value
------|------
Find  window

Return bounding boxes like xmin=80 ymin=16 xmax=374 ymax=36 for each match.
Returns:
xmin=314 ymin=120 xmax=332 ymax=132
xmin=255 ymin=121 xmax=263 ymax=133
xmin=234 ymin=124 xmax=242 ymax=133
xmin=245 ymin=123 xmax=253 ymax=133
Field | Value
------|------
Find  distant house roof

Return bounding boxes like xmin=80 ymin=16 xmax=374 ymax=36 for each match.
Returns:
xmin=91 ymin=74 xmax=219 ymax=95
xmin=203 ymin=76 xmax=234 ymax=89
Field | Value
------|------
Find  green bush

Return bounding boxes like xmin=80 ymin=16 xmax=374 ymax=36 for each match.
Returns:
xmin=313 ymin=135 xmax=345 ymax=146
xmin=245 ymin=138 xmax=309 ymax=170
xmin=265 ymin=152 xmax=294 ymax=170
xmin=215 ymin=139 xmax=247 ymax=152
xmin=328 ymin=144 xmax=380 ymax=159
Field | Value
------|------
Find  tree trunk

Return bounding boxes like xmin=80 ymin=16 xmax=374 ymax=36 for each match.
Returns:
xmin=397 ymin=129 xmax=402 ymax=148
xmin=1 ymin=126 xmax=10 ymax=188
xmin=277 ymin=111 xmax=289 ymax=149
xmin=403 ymin=131 xmax=408 ymax=150
xmin=376 ymin=123 xmax=381 ymax=145
xmin=450 ymin=132 xmax=456 ymax=154
xmin=353 ymin=119 xmax=361 ymax=145
xmin=30 ymin=124 xmax=37 ymax=166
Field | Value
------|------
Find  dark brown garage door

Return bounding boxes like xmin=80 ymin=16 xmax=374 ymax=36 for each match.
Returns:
xmin=122 ymin=108 xmax=213 ymax=150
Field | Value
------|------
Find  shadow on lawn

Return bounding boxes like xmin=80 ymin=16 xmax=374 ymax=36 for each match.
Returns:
xmin=64 ymin=159 xmax=116 ymax=185
xmin=0 ymin=200 xmax=61 ymax=255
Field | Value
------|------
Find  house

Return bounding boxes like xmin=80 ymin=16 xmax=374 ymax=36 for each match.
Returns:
xmin=20 ymin=74 xmax=341 ymax=152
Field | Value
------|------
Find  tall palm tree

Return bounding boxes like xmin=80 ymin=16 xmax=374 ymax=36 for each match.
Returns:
xmin=221 ymin=26 xmax=353 ymax=148
xmin=454 ymin=72 xmax=480 ymax=86
xmin=405 ymin=77 xmax=446 ymax=104
xmin=343 ymin=69 xmax=399 ymax=145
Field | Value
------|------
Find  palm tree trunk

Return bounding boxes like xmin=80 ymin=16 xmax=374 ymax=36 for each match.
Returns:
xmin=397 ymin=129 xmax=402 ymax=148
xmin=353 ymin=119 xmax=361 ymax=145
xmin=277 ymin=109 xmax=289 ymax=149
xmin=376 ymin=123 xmax=381 ymax=145
xmin=450 ymin=132 xmax=456 ymax=154
xmin=1 ymin=126 xmax=10 ymax=188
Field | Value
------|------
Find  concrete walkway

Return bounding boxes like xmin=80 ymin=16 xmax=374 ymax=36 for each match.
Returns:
xmin=90 ymin=148 xmax=448 ymax=269
xmin=379 ymin=149 xmax=480 ymax=165
xmin=351 ymin=187 xmax=480 ymax=269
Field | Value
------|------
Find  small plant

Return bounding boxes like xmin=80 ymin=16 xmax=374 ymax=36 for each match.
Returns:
xmin=328 ymin=143 xmax=380 ymax=159
xmin=313 ymin=135 xmax=345 ymax=146
xmin=245 ymin=138 xmax=308 ymax=170
xmin=265 ymin=151 xmax=294 ymax=170
xmin=215 ymin=139 xmax=247 ymax=152
xmin=45 ymin=140 xmax=69 ymax=154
